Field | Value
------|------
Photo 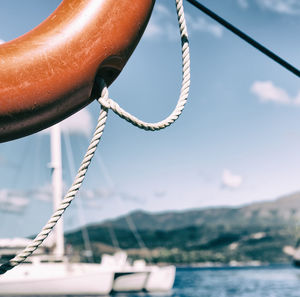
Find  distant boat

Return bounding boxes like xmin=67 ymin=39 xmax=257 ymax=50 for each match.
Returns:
xmin=0 ymin=124 xmax=175 ymax=294
xmin=0 ymin=125 xmax=114 ymax=295
xmin=0 ymin=256 xmax=114 ymax=295
xmin=101 ymin=251 xmax=175 ymax=292
xmin=0 ymin=242 xmax=175 ymax=294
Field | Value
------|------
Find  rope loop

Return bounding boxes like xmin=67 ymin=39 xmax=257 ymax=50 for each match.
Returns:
xmin=97 ymin=0 xmax=190 ymax=132
xmin=0 ymin=0 xmax=190 ymax=275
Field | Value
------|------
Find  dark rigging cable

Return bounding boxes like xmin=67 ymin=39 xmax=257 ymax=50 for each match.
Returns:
xmin=185 ymin=0 xmax=300 ymax=78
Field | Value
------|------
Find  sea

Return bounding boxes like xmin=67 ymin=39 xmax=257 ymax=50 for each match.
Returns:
xmin=112 ymin=265 xmax=300 ymax=297
xmin=18 ymin=265 xmax=300 ymax=297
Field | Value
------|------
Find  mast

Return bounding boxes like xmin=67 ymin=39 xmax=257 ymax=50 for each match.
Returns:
xmin=50 ymin=124 xmax=64 ymax=258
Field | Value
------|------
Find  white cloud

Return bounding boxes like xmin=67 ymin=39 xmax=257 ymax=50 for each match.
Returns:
xmin=144 ymin=4 xmax=177 ymax=41
xmin=0 ymin=190 xmax=29 ymax=213
xmin=40 ymin=108 xmax=93 ymax=137
xmin=251 ymin=80 xmax=300 ymax=105
xmin=187 ymin=14 xmax=223 ymax=38
xmin=257 ymin=0 xmax=300 ymax=14
xmin=30 ymin=184 xmax=103 ymax=202
xmin=145 ymin=22 xmax=165 ymax=39
xmin=237 ymin=0 xmax=249 ymax=8
xmin=293 ymin=92 xmax=300 ymax=105
xmin=236 ymin=0 xmax=300 ymax=14
xmin=29 ymin=184 xmax=52 ymax=202
xmin=0 ymin=39 xmax=5 ymax=44
xmin=144 ymin=4 xmax=223 ymax=40
xmin=155 ymin=3 xmax=171 ymax=16
xmin=222 ymin=169 xmax=243 ymax=189
xmin=251 ymin=81 xmax=291 ymax=104
xmin=61 ymin=108 xmax=93 ymax=137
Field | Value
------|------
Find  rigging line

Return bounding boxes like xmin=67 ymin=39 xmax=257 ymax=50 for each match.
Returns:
xmin=80 ymin=137 xmax=120 ymax=250
xmin=31 ymin=133 xmax=42 ymax=191
xmin=89 ymin=144 xmax=150 ymax=257
xmin=125 ymin=215 xmax=151 ymax=262
xmin=124 ymin=214 xmax=153 ymax=263
xmin=63 ymin=132 xmax=94 ymax=262
xmin=125 ymin=215 xmax=147 ymax=251
xmin=185 ymin=0 xmax=300 ymax=78
xmin=9 ymin=137 xmax=32 ymax=189
xmin=107 ymin=222 xmax=120 ymax=250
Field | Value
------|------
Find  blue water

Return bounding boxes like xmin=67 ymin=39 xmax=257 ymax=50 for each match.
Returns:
xmin=113 ymin=265 xmax=300 ymax=297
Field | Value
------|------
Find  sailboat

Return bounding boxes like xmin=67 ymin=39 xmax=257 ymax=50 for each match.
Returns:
xmin=0 ymin=124 xmax=114 ymax=295
xmin=0 ymin=123 xmax=175 ymax=294
xmin=62 ymin=126 xmax=176 ymax=293
xmin=0 ymin=0 xmax=181 ymax=293
xmin=101 ymin=251 xmax=176 ymax=292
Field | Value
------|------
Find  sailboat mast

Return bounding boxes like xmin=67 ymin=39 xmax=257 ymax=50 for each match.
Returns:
xmin=50 ymin=124 xmax=64 ymax=258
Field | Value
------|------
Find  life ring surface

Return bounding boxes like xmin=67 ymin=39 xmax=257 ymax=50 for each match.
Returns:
xmin=0 ymin=0 xmax=155 ymax=142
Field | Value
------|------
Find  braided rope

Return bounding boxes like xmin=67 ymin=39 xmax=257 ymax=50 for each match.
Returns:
xmin=0 ymin=84 xmax=109 ymax=275
xmin=0 ymin=0 xmax=190 ymax=275
xmin=98 ymin=0 xmax=190 ymax=131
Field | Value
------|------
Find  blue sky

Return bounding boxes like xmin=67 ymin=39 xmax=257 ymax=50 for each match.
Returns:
xmin=0 ymin=0 xmax=300 ymax=237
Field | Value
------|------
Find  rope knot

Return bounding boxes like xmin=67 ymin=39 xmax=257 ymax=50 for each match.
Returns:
xmin=96 ymin=78 xmax=111 ymax=109
xmin=98 ymin=96 xmax=111 ymax=109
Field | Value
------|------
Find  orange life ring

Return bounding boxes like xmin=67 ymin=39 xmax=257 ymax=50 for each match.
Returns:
xmin=0 ymin=0 xmax=155 ymax=142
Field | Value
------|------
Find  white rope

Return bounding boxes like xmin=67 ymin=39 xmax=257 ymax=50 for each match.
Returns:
xmin=98 ymin=0 xmax=190 ymax=131
xmin=0 ymin=0 xmax=190 ymax=275
xmin=0 ymin=84 xmax=109 ymax=275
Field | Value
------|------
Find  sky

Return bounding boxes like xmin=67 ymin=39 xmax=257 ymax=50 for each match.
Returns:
xmin=0 ymin=0 xmax=300 ymax=237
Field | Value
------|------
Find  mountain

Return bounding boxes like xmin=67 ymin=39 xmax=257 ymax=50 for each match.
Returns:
xmin=65 ymin=192 xmax=300 ymax=264
xmin=108 ymin=191 xmax=300 ymax=229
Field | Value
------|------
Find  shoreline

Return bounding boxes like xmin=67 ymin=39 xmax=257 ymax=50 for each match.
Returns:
xmin=174 ymin=261 xmax=294 ymax=269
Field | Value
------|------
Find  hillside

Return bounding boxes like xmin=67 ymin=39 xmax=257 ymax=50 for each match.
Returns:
xmin=106 ymin=192 xmax=300 ymax=230
xmin=65 ymin=192 xmax=300 ymax=264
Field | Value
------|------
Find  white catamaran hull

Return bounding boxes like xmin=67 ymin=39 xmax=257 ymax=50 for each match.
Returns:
xmin=146 ymin=265 xmax=176 ymax=292
xmin=113 ymin=271 xmax=149 ymax=292
xmin=112 ymin=265 xmax=176 ymax=293
xmin=0 ymin=262 xmax=114 ymax=295
xmin=101 ymin=253 xmax=176 ymax=293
